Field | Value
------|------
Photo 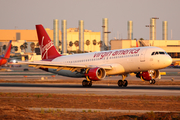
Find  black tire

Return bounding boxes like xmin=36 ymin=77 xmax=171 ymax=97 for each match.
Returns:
xmin=82 ymin=80 xmax=87 ymax=87
xmin=82 ymin=80 xmax=92 ymax=87
xmin=118 ymin=80 xmax=123 ymax=87
xmin=87 ymin=81 xmax=92 ymax=87
xmin=123 ymin=80 xmax=128 ymax=87
xmin=149 ymin=80 xmax=153 ymax=84
xmin=152 ymin=79 xmax=156 ymax=84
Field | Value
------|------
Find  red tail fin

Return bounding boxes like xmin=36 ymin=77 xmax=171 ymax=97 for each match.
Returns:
xmin=36 ymin=24 xmax=61 ymax=60
xmin=4 ymin=40 xmax=12 ymax=59
xmin=0 ymin=40 xmax=12 ymax=66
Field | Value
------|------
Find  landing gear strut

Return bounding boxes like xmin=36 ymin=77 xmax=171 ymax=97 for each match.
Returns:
xmin=82 ymin=80 xmax=92 ymax=87
xmin=118 ymin=74 xmax=128 ymax=87
xmin=149 ymin=70 xmax=156 ymax=84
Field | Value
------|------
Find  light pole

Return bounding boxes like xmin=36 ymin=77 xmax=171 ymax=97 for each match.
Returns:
xmin=151 ymin=17 xmax=159 ymax=40
xmin=146 ymin=17 xmax=159 ymax=46
xmin=102 ymin=25 xmax=111 ymax=50
xmin=146 ymin=24 xmax=154 ymax=46
xmin=145 ymin=24 xmax=154 ymax=40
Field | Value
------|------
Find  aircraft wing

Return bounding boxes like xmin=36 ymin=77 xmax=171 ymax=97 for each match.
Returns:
xmin=18 ymin=61 xmax=112 ymax=72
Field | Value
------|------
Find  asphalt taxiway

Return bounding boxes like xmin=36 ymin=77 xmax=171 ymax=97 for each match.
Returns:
xmin=0 ymin=67 xmax=180 ymax=96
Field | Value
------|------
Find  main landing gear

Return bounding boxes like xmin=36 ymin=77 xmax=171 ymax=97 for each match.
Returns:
xmin=118 ymin=80 xmax=128 ymax=87
xmin=117 ymin=74 xmax=128 ymax=87
xmin=82 ymin=80 xmax=92 ymax=87
xmin=82 ymin=74 xmax=129 ymax=87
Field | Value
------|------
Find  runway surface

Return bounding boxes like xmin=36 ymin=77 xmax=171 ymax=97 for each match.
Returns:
xmin=0 ymin=67 xmax=180 ymax=96
xmin=0 ymin=83 xmax=180 ymax=96
xmin=28 ymin=108 xmax=177 ymax=113
xmin=0 ymin=67 xmax=180 ymax=81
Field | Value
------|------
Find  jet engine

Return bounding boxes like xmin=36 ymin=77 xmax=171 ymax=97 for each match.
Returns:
xmin=85 ymin=67 xmax=106 ymax=81
xmin=136 ymin=70 xmax=160 ymax=81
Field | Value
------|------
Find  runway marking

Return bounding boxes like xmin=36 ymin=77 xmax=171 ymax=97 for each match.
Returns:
xmin=28 ymin=108 xmax=179 ymax=113
xmin=0 ymin=85 xmax=180 ymax=96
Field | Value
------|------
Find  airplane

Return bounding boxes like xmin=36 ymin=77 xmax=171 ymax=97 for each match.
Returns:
xmin=19 ymin=24 xmax=172 ymax=87
xmin=0 ymin=40 xmax=12 ymax=66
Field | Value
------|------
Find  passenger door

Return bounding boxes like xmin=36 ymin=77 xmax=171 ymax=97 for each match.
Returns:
xmin=140 ymin=49 xmax=147 ymax=62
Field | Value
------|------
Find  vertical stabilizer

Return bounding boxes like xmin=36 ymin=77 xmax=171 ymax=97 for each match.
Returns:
xmin=0 ymin=40 xmax=12 ymax=66
xmin=4 ymin=40 xmax=12 ymax=59
xmin=36 ymin=24 xmax=61 ymax=60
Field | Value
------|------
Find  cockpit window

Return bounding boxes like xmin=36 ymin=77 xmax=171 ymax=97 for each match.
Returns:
xmin=159 ymin=52 xmax=165 ymax=54
xmin=151 ymin=51 xmax=167 ymax=55
xmin=151 ymin=52 xmax=155 ymax=55
xmin=155 ymin=52 xmax=159 ymax=55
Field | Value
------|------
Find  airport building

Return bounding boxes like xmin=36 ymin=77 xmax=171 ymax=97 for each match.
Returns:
xmin=0 ymin=27 xmax=101 ymax=54
xmin=111 ymin=39 xmax=180 ymax=61
xmin=1 ymin=29 xmax=180 ymax=61
xmin=0 ymin=18 xmax=180 ymax=62
xmin=0 ymin=22 xmax=101 ymax=61
xmin=110 ymin=18 xmax=180 ymax=62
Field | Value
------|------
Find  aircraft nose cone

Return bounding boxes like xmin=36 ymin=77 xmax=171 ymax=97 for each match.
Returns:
xmin=166 ymin=55 xmax=172 ymax=67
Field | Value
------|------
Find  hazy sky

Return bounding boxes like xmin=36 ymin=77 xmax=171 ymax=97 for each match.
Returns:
xmin=0 ymin=0 xmax=180 ymax=40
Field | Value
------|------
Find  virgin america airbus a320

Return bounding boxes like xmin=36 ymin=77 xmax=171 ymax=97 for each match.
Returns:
xmin=20 ymin=24 xmax=172 ymax=87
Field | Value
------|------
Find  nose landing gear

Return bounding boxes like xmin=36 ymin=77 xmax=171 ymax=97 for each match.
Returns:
xmin=149 ymin=79 xmax=156 ymax=84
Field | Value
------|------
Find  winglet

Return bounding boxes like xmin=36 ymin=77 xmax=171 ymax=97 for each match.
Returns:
xmin=36 ymin=24 xmax=61 ymax=60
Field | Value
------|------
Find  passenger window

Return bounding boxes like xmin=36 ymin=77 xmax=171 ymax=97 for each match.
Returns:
xmin=155 ymin=52 xmax=159 ymax=55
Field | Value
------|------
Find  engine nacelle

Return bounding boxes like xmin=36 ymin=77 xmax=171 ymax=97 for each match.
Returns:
xmin=136 ymin=70 xmax=160 ymax=81
xmin=0 ymin=59 xmax=7 ymax=66
xmin=85 ymin=67 xmax=106 ymax=81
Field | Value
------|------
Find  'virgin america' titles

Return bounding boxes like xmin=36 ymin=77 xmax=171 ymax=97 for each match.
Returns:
xmin=93 ymin=48 xmax=140 ymax=59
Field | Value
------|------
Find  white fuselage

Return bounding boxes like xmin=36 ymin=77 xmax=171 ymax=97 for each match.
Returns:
xmin=48 ymin=46 xmax=172 ymax=78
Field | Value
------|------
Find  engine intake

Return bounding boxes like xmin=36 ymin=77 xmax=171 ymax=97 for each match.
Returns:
xmin=85 ymin=67 xmax=106 ymax=81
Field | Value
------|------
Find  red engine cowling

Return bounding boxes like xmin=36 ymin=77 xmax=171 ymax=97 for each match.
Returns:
xmin=140 ymin=71 xmax=151 ymax=81
xmin=136 ymin=70 xmax=160 ymax=81
xmin=0 ymin=59 xmax=7 ymax=66
xmin=85 ymin=67 xmax=106 ymax=81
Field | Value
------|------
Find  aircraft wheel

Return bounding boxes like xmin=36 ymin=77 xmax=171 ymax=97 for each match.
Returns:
xmin=149 ymin=79 xmax=156 ymax=84
xmin=88 ymin=81 xmax=92 ymax=87
xmin=82 ymin=80 xmax=87 ymax=87
xmin=82 ymin=80 xmax=92 ymax=87
xmin=149 ymin=79 xmax=154 ymax=84
xmin=118 ymin=80 xmax=123 ymax=87
xmin=149 ymin=80 xmax=153 ymax=84
xmin=123 ymin=80 xmax=128 ymax=87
